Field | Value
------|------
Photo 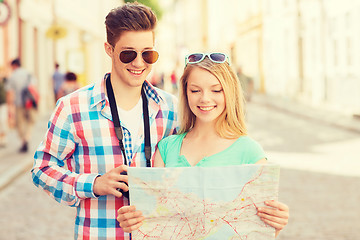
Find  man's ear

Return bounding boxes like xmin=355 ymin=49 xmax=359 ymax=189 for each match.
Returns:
xmin=104 ymin=42 xmax=114 ymax=57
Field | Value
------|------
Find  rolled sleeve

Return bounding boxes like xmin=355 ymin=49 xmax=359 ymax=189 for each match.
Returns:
xmin=75 ymin=174 xmax=101 ymax=199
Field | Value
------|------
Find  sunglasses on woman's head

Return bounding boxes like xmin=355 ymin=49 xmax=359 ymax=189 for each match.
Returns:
xmin=119 ymin=49 xmax=159 ymax=64
xmin=185 ymin=53 xmax=230 ymax=66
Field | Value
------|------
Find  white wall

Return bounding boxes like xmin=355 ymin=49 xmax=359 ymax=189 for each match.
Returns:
xmin=323 ymin=0 xmax=360 ymax=113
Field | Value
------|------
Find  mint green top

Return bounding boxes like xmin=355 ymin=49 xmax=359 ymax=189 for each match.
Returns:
xmin=157 ymin=133 xmax=266 ymax=167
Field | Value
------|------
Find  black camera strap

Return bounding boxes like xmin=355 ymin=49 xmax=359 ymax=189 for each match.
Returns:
xmin=106 ymin=74 xmax=152 ymax=167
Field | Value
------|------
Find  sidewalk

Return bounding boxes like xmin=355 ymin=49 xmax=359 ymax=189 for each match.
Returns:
xmin=251 ymin=94 xmax=360 ymax=134
xmin=0 ymin=113 xmax=49 ymax=190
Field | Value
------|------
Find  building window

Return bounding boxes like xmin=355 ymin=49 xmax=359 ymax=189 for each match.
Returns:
xmin=333 ymin=40 xmax=338 ymax=67
xmin=328 ymin=18 xmax=336 ymax=36
xmin=266 ymin=0 xmax=271 ymax=14
xmin=346 ymin=37 xmax=352 ymax=66
xmin=345 ymin=12 xmax=351 ymax=30
xmin=283 ymin=0 xmax=288 ymax=8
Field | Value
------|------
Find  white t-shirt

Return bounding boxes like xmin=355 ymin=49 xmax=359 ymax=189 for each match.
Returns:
xmin=117 ymin=97 xmax=143 ymax=152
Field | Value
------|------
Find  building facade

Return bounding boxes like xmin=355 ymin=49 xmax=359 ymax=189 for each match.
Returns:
xmin=0 ymin=0 xmax=120 ymax=114
xmin=260 ymin=0 xmax=360 ymax=115
xmin=4 ymin=0 xmax=358 ymax=116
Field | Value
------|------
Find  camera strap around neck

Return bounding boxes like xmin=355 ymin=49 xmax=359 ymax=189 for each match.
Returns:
xmin=106 ymin=75 xmax=151 ymax=167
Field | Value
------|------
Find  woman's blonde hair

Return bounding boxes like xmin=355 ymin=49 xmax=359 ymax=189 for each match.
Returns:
xmin=178 ymin=57 xmax=247 ymax=139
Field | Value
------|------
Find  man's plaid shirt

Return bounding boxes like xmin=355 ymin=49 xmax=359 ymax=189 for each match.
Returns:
xmin=31 ymin=74 xmax=178 ymax=239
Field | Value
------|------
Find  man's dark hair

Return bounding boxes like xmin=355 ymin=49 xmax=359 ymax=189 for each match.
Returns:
xmin=105 ymin=2 xmax=157 ymax=47
xmin=11 ymin=58 xmax=21 ymax=67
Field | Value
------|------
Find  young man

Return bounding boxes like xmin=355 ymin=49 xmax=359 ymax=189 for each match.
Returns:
xmin=52 ymin=63 xmax=65 ymax=102
xmin=31 ymin=3 xmax=178 ymax=239
xmin=8 ymin=58 xmax=37 ymax=152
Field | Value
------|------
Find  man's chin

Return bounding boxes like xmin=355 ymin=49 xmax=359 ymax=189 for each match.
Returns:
xmin=128 ymin=79 xmax=146 ymax=88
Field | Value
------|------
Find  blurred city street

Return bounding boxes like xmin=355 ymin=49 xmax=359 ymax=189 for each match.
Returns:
xmin=2 ymin=0 xmax=360 ymax=239
xmin=247 ymin=95 xmax=360 ymax=240
xmin=0 ymin=94 xmax=359 ymax=240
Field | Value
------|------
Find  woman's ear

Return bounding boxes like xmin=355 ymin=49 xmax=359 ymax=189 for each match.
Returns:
xmin=104 ymin=42 xmax=114 ymax=57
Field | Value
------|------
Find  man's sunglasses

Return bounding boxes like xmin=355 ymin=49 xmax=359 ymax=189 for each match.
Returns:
xmin=185 ymin=53 xmax=230 ymax=66
xmin=119 ymin=50 xmax=159 ymax=64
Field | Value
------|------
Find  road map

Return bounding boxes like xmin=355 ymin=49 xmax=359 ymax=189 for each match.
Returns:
xmin=128 ymin=164 xmax=280 ymax=240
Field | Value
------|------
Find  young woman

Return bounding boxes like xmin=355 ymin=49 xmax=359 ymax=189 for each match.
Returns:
xmin=117 ymin=53 xmax=289 ymax=237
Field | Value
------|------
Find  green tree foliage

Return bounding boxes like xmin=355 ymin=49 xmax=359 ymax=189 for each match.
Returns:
xmin=124 ymin=0 xmax=163 ymax=20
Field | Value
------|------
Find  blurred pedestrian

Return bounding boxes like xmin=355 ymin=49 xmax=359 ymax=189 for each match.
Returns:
xmin=31 ymin=3 xmax=178 ymax=239
xmin=0 ymin=67 xmax=8 ymax=147
xmin=52 ymin=63 xmax=65 ymax=102
xmin=237 ymin=66 xmax=254 ymax=102
xmin=57 ymin=71 xmax=80 ymax=98
xmin=158 ymin=72 xmax=165 ymax=89
xmin=8 ymin=58 xmax=37 ymax=153
xmin=170 ymin=69 xmax=178 ymax=93
xmin=150 ymin=70 xmax=160 ymax=87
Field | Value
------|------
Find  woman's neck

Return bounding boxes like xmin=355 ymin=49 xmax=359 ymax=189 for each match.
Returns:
xmin=187 ymin=120 xmax=219 ymax=140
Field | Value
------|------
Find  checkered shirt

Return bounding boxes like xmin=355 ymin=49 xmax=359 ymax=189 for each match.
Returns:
xmin=31 ymin=73 xmax=178 ymax=239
